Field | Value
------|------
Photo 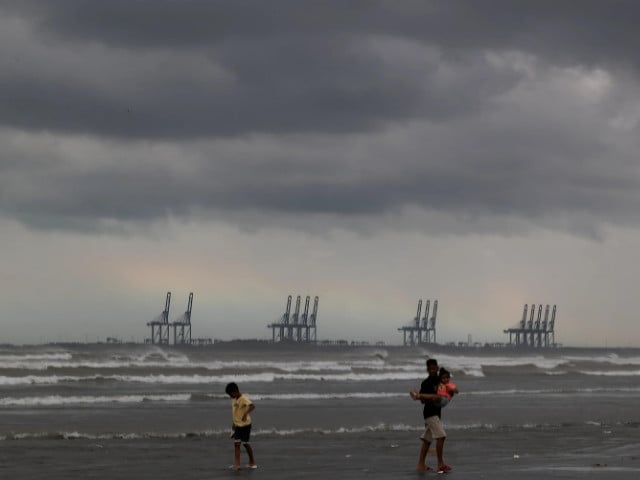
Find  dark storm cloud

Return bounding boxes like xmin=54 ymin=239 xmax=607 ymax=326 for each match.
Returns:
xmin=7 ymin=1 xmax=640 ymax=61
xmin=1 ymin=1 xmax=640 ymax=235
xmin=2 ymin=0 xmax=639 ymax=139
xmin=0 ymin=29 xmax=517 ymax=138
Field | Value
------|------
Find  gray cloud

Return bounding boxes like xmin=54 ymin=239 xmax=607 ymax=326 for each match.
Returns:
xmin=1 ymin=1 xmax=640 ymax=237
xmin=7 ymin=1 xmax=640 ymax=61
xmin=4 ymin=1 xmax=639 ymax=139
xmin=3 ymin=2 xmax=640 ymax=346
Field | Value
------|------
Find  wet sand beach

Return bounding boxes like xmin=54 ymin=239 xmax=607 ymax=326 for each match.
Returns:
xmin=2 ymin=423 xmax=639 ymax=479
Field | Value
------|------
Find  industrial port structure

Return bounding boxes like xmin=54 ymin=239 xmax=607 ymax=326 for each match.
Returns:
xmin=146 ymin=292 xmax=201 ymax=345
xmin=142 ymin=292 xmax=560 ymax=349
xmin=398 ymin=299 xmax=438 ymax=346
xmin=171 ymin=292 xmax=193 ymax=345
xmin=147 ymin=291 xmax=171 ymax=345
xmin=503 ymin=304 xmax=557 ymax=348
xmin=267 ymin=295 xmax=319 ymax=343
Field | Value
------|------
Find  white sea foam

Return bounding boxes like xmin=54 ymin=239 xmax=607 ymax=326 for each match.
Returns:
xmin=578 ymin=369 xmax=640 ymax=376
xmin=0 ymin=391 xmax=405 ymax=407
xmin=3 ymin=420 xmax=604 ymax=442
xmin=0 ymin=358 xmax=390 ymax=373
xmin=0 ymin=353 xmax=73 ymax=362
xmin=9 ymin=386 xmax=636 ymax=407
xmin=0 ymin=375 xmax=80 ymax=385
xmin=0 ymin=431 xmax=219 ymax=441
xmin=0 ymin=393 xmax=191 ymax=406
xmin=254 ymin=423 xmax=421 ymax=436
xmin=0 ymin=355 xmax=640 ymax=385
xmin=139 ymin=347 xmax=191 ymax=363
xmin=0 ymin=424 xmax=423 ymax=441
xmin=465 ymin=386 xmax=640 ymax=396
xmin=109 ymin=371 xmax=425 ymax=384
xmin=565 ymin=353 xmax=640 ymax=366
xmin=431 ymin=353 xmax=571 ymax=377
xmin=9 ymin=348 xmax=640 ymax=378
xmin=0 ymin=370 xmax=426 ymax=386
xmin=250 ymin=392 xmax=403 ymax=401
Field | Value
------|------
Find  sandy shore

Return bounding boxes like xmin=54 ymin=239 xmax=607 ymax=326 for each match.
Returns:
xmin=1 ymin=424 xmax=639 ymax=479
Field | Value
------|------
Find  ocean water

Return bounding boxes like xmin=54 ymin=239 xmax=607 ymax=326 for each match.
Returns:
xmin=0 ymin=343 xmax=639 ymax=479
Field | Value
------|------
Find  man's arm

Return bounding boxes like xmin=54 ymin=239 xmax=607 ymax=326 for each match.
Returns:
xmin=410 ymin=391 xmax=440 ymax=401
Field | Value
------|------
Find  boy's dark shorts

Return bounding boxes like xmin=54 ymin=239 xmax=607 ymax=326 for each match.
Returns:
xmin=232 ymin=425 xmax=252 ymax=443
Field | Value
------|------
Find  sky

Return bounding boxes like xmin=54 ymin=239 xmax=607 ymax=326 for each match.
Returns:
xmin=2 ymin=1 xmax=640 ymax=347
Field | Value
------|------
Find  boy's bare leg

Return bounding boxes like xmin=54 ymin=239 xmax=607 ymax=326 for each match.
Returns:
xmin=244 ymin=443 xmax=256 ymax=466
xmin=233 ymin=442 xmax=241 ymax=468
xmin=417 ymin=440 xmax=430 ymax=471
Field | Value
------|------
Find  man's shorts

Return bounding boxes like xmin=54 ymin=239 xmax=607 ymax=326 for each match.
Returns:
xmin=232 ymin=425 xmax=252 ymax=444
xmin=421 ymin=415 xmax=446 ymax=442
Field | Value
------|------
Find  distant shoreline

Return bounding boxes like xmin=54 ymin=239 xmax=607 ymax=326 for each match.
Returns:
xmin=1 ymin=339 xmax=639 ymax=353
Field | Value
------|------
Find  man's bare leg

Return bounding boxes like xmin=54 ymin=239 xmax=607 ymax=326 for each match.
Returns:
xmin=417 ymin=439 xmax=430 ymax=471
xmin=436 ymin=437 xmax=446 ymax=469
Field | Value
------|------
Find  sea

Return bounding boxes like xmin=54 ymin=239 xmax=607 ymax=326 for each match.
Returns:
xmin=0 ymin=342 xmax=638 ymax=479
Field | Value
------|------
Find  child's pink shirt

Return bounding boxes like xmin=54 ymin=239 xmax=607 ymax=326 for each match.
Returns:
xmin=437 ymin=381 xmax=456 ymax=400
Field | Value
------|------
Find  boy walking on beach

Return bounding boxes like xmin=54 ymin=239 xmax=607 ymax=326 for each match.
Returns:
xmin=225 ymin=382 xmax=257 ymax=470
xmin=410 ymin=358 xmax=452 ymax=473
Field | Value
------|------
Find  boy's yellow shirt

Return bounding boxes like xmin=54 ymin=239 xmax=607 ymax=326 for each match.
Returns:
xmin=232 ymin=394 xmax=252 ymax=427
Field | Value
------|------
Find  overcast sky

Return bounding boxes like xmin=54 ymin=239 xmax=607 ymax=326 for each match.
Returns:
xmin=2 ymin=1 xmax=640 ymax=346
